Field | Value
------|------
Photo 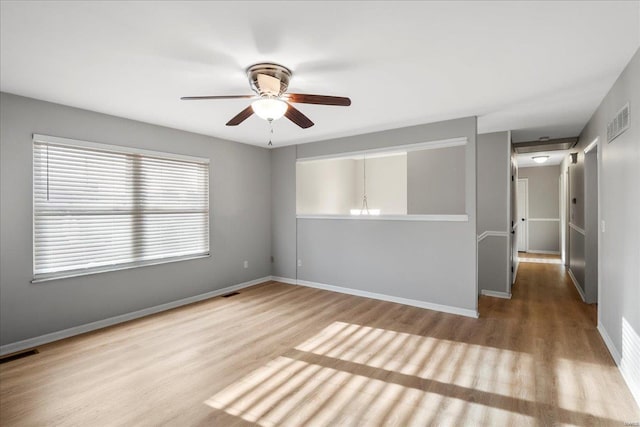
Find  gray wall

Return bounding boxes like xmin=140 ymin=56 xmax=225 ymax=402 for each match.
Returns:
xmin=477 ymin=131 xmax=511 ymax=295
xmin=407 ymin=145 xmax=465 ymax=214
xmin=272 ymin=117 xmax=478 ymax=313
xmin=0 ymin=93 xmax=272 ymax=346
xmin=569 ymin=48 xmax=640 ymax=383
xmin=271 ymin=146 xmax=297 ymax=279
xmin=478 ymin=132 xmax=510 ymax=234
xmin=519 ymin=165 xmax=561 ymax=253
xmin=478 ymin=237 xmax=509 ymax=295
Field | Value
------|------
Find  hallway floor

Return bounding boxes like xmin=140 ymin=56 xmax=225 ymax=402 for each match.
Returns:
xmin=479 ymin=253 xmax=638 ymax=424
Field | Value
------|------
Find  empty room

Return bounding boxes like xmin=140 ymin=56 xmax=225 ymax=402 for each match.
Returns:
xmin=1 ymin=1 xmax=639 ymax=425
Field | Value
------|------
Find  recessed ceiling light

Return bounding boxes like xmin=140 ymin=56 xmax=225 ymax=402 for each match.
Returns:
xmin=532 ymin=155 xmax=550 ymax=164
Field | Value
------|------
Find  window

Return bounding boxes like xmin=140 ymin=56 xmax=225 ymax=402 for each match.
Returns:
xmin=32 ymin=134 xmax=209 ymax=281
xmin=296 ymin=138 xmax=468 ymax=220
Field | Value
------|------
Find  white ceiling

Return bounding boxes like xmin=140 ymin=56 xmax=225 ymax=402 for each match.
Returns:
xmin=1 ymin=1 xmax=639 ymax=147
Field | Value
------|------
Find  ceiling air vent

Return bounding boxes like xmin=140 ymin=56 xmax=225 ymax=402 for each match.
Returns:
xmin=607 ymin=102 xmax=630 ymax=143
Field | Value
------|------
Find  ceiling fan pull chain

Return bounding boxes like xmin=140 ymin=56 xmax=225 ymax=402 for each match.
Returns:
xmin=268 ymin=119 xmax=274 ymax=146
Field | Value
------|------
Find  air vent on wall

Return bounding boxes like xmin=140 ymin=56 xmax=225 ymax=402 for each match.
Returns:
xmin=607 ymin=102 xmax=630 ymax=143
xmin=0 ymin=349 xmax=39 ymax=364
xmin=221 ymin=292 xmax=240 ymax=298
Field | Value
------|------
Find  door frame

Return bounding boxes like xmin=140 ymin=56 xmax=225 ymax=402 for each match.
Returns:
xmin=565 ymin=167 xmax=570 ymax=267
xmin=584 ymin=137 xmax=602 ymax=321
xmin=517 ymin=178 xmax=529 ymax=252
xmin=560 ymin=169 xmax=568 ymax=265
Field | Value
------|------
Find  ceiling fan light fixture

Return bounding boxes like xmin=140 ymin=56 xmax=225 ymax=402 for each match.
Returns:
xmin=251 ymin=98 xmax=288 ymax=121
xmin=532 ymin=155 xmax=550 ymax=164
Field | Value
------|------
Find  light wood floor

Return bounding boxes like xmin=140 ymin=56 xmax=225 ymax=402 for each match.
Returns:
xmin=1 ymin=260 xmax=639 ymax=426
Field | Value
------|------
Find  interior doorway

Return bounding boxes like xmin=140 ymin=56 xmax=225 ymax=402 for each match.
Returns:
xmin=517 ymin=178 xmax=528 ymax=252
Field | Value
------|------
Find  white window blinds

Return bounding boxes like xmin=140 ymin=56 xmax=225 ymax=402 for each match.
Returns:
xmin=33 ymin=134 xmax=209 ymax=281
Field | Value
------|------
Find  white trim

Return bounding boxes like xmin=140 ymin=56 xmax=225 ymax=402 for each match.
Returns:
xmin=477 ymin=230 xmax=509 ymax=242
xmin=0 ymin=276 xmax=271 ymax=356
xmin=584 ymin=139 xmax=598 ymax=154
xmin=598 ymin=322 xmax=622 ymax=363
xmin=527 ymin=218 xmax=560 ymax=222
xmin=271 ymin=276 xmax=297 ymax=285
xmin=596 ymin=139 xmax=602 ymax=328
xmin=480 ymin=290 xmax=512 ymax=299
xmin=32 ymin=253 xmax=211 ymax=283
xmin=296 ymin=214 xmax=469 ymax=222
xmin=569 ymin=222 xmax=586 ymax=235
xmin=295 ymin=279 xmax=479 ymax=318
xmin=507 ymin=132 xmax=514 ymax=294
xmin=598 ymin=322 xmax=640 ymax=408
xmin=512 ymin=261 xmax=519 ymax=284
xmin=567 ymin=268 xmax=586 ymax=302
xmin=584 ymin=137 xmax=603 ymax=331
xmin=560 ymin=170 xmax=567 ymax=265
xmin=296 ymin=137 xmax=468 ymax=162
xmin=33 ymin=134 xmax=210 ymax=164
xmin=517 ymin=178 xmax=529 ymax=252
xmin=526 ymin=250 xmax=561 ymax=255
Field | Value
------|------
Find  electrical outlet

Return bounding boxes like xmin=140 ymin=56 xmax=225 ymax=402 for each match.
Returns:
xmin=243 ymin=260 xmax=248 ymax=269
xmin=297 ymin=259 xmax=302 ymax=267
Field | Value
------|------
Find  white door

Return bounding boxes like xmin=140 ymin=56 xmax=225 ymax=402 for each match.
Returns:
xmin=517 ymin=179 xmax=528 ymax=252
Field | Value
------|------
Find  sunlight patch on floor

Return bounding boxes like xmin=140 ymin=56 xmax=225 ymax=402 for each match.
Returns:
xmin=554 ymin=357 xmax=631 ymax=417
xmin=294 ymin=321 xmax=534 ymax=388
xmin=204 ymin=321 xmax=543 ymax=426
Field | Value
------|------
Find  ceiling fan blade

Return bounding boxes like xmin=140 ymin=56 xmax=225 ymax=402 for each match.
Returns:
xmin=181 ymin=95 xmax=254 ymax=100
xmin=257 ymin=73 xmax=281 ymax=95
xmin=285 ymin=103 xmax=314 ymax=129
xmin=284 ymin=93 xmax=351 ymax=106
xmin=226 ymin=105 xmax=254 ymax=126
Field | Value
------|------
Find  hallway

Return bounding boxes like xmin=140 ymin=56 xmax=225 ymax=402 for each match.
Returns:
xmin=480 ymin=253 xmax=639 ymax=425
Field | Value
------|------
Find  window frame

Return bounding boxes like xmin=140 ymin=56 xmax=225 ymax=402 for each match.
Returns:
xmin=31 ymin=134 xmax=211 ymax=283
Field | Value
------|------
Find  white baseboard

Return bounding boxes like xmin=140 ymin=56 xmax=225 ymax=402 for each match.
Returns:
xmin=598 ymin=322 xmax=640 ymax=408
xmin=2 ymin=274 xmax=480 ymax=356
xmin=0 ymin=276 xmax=272 ymax=356
xmin=567 ymin=268 xmax=586 ymax=302
xmin=526 ymin=250 xmax=561 ymax=255
xmin=480 ymin=290 xmax=512 ymax=299
xmin=598 ymin=322 xmax=622 ymax=363
xmin=294 ymin=279 xmax=479 ymax=318
xmin=271 ymin=276 xmax=298 ymax=285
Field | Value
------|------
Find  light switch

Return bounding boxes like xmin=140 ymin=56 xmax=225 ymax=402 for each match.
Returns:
xmin=601 ymin=220 xmax=605 ymax=233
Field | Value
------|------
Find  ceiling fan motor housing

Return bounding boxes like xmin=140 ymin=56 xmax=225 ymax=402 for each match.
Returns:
xmin=247 ymin=63 xmax=292 ymax=97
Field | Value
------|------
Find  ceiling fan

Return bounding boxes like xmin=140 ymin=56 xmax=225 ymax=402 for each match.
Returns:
xmin=181 ymin=63 xmax=351 ymax=129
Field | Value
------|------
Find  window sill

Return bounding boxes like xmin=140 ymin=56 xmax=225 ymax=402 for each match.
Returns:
xmin=296 ymin=214 xmax=469 ymax=222
xmin=32 ymin=253 xmax=211 ymax=283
